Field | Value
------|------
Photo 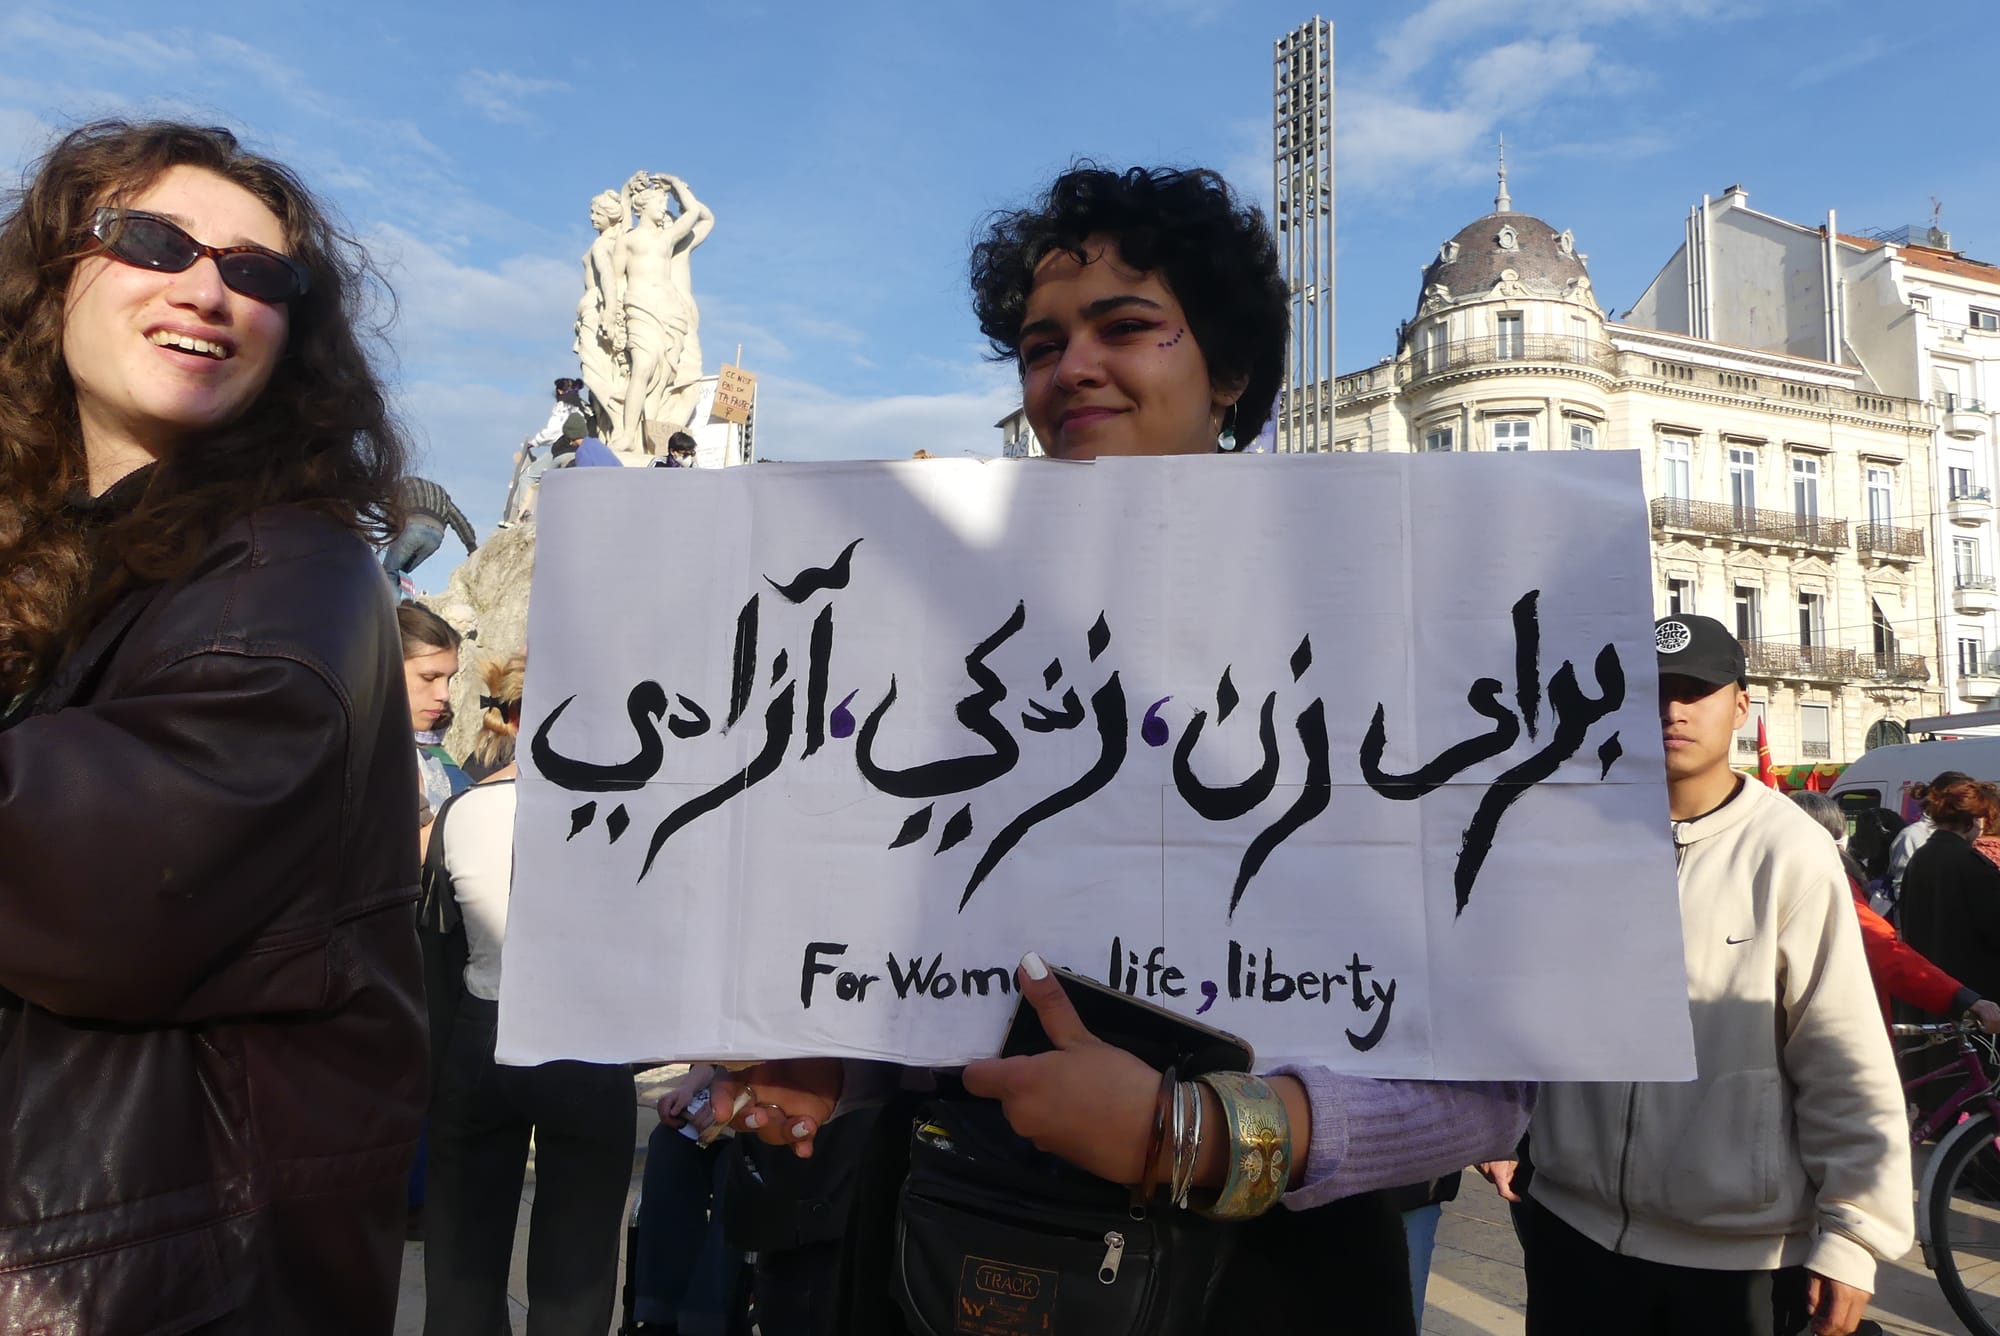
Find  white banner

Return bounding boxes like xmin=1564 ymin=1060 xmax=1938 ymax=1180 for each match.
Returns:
xmin=499 ymin=454 xmax=1694 ymax=1080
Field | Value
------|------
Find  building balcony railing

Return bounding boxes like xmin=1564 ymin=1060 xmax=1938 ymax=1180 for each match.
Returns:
xmin=1955 ymin=575 xmax=1999 ymax=614
xmin=1741 ymin=639 xmax=1855 ymax=680
xmin=1609 ymin=351 xmax=1928 ymax=424
xmin=1408 ymin=334 xmax=1616 ymax=383
xmin=1736 ymin=736 xmax=1833 ymax=760
xmin=1864 ymin=650 xmax=1931 ymax=684
xmin=1333 ymin=364 xmax=1397 ymax=399
xmin=1650 ymin=497 xmax=1849 ymax=550
xmin=1939 ymin=395 xmax=1991 ymax=438
xmin=1949 ymin=485 xmax=1994 ymax=526
xmin=1737 ymin=639 xmax=1930 ymax=685
xmin=1854 ymin=521 xmax=1925 ymax=561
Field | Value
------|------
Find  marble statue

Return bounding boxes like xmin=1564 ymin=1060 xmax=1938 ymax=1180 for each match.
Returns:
xmin=575 ymin=190 xmax=628 ymax=435
xmin=609 ymin=172 xmax=715 ymax=453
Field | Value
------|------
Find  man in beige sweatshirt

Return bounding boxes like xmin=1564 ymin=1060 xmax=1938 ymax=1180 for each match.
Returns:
xmin=1485 ymin=614 xmax=1912 ymax=1336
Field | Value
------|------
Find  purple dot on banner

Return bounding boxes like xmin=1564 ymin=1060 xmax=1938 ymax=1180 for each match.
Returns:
xmin=1195 ymin=980 xmax=1217 ymax=1015
xmin=829 ymin=689 xmax=858 ymax=740
xmin=1141 ymin=696 xmax=1172 ymax=747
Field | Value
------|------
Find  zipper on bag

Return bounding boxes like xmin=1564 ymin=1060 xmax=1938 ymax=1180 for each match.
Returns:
xmin=1098 ymin=1231 xmax=1126 ymax=1284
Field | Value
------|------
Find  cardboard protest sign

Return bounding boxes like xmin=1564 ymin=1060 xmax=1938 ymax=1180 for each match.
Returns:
xmin=710 ymin=364 xmax=756 ymax=425
xmin=499 ymin=454 xmax=1694 ymax=1080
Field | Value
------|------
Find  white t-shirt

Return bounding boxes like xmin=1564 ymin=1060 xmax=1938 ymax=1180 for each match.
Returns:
xmin=439 ymin=781 xmax=517 ymax=1001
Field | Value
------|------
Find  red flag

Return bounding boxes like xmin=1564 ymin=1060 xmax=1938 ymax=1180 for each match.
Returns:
xmin=1756 ymin=716 xmax=1780 ymax=789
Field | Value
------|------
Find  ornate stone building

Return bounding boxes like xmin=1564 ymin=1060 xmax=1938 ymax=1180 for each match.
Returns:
xmin=1333 ymin=174 xmax=1942 ymax=765
xmin=1626 ymin=189 xmax=2000 ymax=717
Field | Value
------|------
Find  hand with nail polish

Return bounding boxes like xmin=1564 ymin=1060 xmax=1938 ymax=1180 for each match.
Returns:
xmin=960 ymin=952 xmax=1169 ymax=1186
xmin=710 ymin=1058 xmax=842 ymax=1158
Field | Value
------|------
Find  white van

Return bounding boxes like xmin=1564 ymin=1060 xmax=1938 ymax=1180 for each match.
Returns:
xmin=1828 ymin=739 xmax=2000 ymax=821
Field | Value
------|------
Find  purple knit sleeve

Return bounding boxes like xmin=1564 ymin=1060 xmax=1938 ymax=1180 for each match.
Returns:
xmin=1266 ymin=1068 xmax=1534 ymax=1210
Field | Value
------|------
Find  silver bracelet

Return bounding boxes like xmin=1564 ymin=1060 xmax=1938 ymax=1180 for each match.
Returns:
xmin=1165 ymin=1073 xmax=1186 ymax=1207
xmin=1172 ymin=1080 xmax=1203 ymax=1208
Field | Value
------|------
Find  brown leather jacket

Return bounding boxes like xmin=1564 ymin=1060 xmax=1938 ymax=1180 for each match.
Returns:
xmin=0 ymin=507 xmax=427 ymax=1333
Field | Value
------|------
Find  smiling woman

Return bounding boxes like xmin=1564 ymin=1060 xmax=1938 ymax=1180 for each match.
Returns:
xmin=0 ymin=121 xmax=423 ymax=1333
xmin=971 ymin=164 xmax=1287 ymax=460
xmin=711 ymin=165 xmax=1532 ymax=1336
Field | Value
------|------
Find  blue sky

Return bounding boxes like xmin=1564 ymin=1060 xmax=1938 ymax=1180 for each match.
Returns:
xmin=5 ymin=0 xmax=1995 ymax=588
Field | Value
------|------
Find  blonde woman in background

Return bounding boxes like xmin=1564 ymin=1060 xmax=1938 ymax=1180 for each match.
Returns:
xmin=423 ymin=654 xmax=640 ymax=1336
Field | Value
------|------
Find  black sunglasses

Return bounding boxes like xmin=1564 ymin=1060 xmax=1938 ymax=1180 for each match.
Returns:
xmin=88 ymin=207 xmax=311 ymax=304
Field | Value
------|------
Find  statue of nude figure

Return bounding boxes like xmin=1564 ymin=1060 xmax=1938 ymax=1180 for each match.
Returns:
xmin=610 ymin=172 xmax=715 ymax=453
xmin=575 ymin=189 xmax=628 ymax=433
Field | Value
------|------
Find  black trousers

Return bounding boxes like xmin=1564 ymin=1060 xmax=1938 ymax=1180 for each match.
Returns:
xmin=1520 ymin=1195 xmax=1812 ymax=1336
xmin=754 ymin=1240 xmax=845 ymax=1336
xmin=423 ymin=995 xmax=637 ymax=1336
xmin=1208 ymin=1188 xmax=1417 ymax=1336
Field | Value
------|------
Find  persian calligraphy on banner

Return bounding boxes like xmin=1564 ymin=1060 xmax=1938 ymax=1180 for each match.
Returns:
xmin=498 ymin=453 xmax=1695 ymax=1080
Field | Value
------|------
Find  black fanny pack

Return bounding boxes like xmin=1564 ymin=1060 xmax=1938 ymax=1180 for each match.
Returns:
xmin=892 ymin=1096 xmax=1230 ymax=1336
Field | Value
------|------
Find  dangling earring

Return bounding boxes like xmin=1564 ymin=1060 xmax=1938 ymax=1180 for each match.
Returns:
xmin=1218 ymin=403 xmax=1238 ymax=451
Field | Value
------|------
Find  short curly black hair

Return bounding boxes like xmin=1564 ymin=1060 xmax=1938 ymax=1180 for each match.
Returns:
xmin=970 ymin=164 xmax=1289 ymax=446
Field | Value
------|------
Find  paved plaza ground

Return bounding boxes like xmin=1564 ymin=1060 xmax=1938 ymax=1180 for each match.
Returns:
xmin=393 ymin=1070 xmax=1985 ymax=1335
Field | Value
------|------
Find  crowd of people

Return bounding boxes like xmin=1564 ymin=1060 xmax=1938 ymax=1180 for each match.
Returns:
xmin=5 ymin=117 xmax=2000 ymax=1336
xmin=499 ymin=377 xmax=690 ymax=528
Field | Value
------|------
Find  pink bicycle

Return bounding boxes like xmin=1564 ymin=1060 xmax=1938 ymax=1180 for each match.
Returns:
xmin=1895 ymin=1019 xmax=2000 ymax=1336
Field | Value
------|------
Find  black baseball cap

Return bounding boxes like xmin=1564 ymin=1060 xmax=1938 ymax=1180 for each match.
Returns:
xmin=1654 ymin=614 xmax=1747 ymax=687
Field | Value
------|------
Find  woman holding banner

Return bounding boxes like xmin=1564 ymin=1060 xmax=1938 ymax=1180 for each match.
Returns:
xmin=0 ymin=121 xmax=423 ymax=1331
xmin=710 ymin=165 xmax=1531 ymax=1331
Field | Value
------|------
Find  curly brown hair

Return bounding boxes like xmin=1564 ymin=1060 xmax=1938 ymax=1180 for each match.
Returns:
xmin=969 ymin=164 xmax=1288 ymax=446
xmin=0 ymin=120 xmax=408 ymax=694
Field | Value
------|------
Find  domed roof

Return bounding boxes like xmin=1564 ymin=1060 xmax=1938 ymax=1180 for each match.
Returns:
xmin=1414 ymin=210 xmax=1591 ymax=315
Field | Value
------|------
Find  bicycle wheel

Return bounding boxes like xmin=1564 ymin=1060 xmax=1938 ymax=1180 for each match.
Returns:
xmin=1929 ymin=1111 xmax=2000 ymax=1336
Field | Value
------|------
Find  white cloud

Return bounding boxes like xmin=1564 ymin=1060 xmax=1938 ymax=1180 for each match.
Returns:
xmin=1340 ymin=0 xmax=1747 ymax=198
xmin=205 ymin=34 xmax=337 ymax=119
xmin=1373 ymin=0 xmax=1734 ymax=84
xmin=1338 ymin=90 xmax=1491 ymax=197
xmin=0 ymin=10 xmax=194 ymax=73
xmin=750 ymin=368 xmax=1018 ymax=464
xmin=395 ymin=377 xmax=548 ymax=520
xmin=699 ymin=298 xmax=880 ymax=373
xmin=0 ymin=9 xmax=531 ymax=255
xmin=1219 ymin=115 xmax=1275 ymax=212
xmin=1787 ymin=35 xmax=1920 ymax=90
xmin=370 ymin=224 xmax=576 ymax=340
xmin=0 ymin=105 xmax=53 ymax=176
xmin=1454 ymin=37 xmax=1600 ymax=116
xmin=454 ymin=68 xmax=570 ymax=126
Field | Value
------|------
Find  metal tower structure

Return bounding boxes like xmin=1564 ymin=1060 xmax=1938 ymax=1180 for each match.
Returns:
xmin=1273 ymin=17 xmax=1334 ymax=452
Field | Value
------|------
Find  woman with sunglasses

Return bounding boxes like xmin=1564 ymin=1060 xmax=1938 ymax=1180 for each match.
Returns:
xmin=712 ymin=165 xmax=1531 ymax=1333
xmin=0 ymin=122 xmax=423 ymax=1332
